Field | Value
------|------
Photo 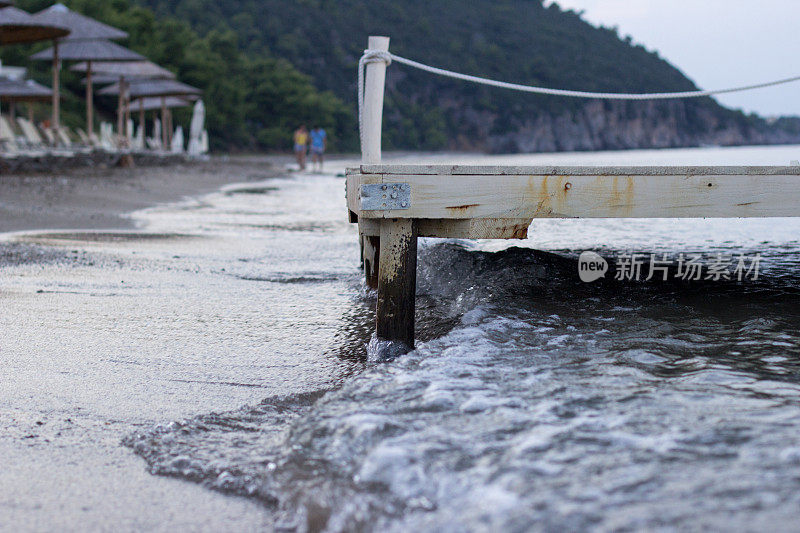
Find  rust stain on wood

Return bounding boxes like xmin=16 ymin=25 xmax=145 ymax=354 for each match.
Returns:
xmin=624 ymin=176 xmax=635 ymax=215
xmin=510 ymin=224 xmax=529 ymax=239
xmin=604 ymin=176 xmax=635 ymax=216
xmin=554 ymin=176 xmax=569 ymax=202
xmin=446 ymin=204 xmax=480 ymax=212
xmin=527 ymin=175 xmax=553 ymax=217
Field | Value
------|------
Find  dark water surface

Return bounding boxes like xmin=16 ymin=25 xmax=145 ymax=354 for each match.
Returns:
xmin=5 ymin=147 xmax=800 ymax=531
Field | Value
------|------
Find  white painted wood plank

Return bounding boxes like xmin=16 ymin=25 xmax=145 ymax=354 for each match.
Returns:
xmin=354 ymin=172 xmax=800 ymax=219
xmin=354 ymin=165 xmax=800 ymax=176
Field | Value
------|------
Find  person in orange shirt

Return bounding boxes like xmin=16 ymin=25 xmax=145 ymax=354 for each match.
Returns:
xmin=293 ymin=125 xmax=309 ymax=171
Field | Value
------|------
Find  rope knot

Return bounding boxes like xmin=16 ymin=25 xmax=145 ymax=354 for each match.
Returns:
xmin=361 ymin=49 xmax=392 ymax=66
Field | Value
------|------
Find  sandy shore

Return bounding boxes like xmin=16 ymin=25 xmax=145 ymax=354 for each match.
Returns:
xmin=1 ymin=157 xmax=290 ymax=531
xmin=0 ymin=156 xmax=289 ymax=234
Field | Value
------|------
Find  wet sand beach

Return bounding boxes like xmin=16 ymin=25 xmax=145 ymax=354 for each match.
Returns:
xmin=4 ymin=146 xmax=800 ymax=531
xmin=1 ymin=158 xmax=289 ymax=531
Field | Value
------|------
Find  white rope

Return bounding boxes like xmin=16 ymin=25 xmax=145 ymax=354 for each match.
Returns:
xmin=357 ymin=48 xmax=800 ymax=148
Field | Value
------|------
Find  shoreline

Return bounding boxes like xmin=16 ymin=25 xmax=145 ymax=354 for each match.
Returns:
xmin=0 ymin=156 xmax=286 ymax=235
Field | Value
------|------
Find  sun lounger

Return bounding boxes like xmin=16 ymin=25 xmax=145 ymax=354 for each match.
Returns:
xmin=56 ymin=127 xmax=73 ymax=148
xmin=40 ymin=126 xmax=58 ymax=147
xmin=59 ymin=127 xmax=93 ymax=155
xmin=75 ymin=128 xmax=90 ymax=145
xmin=0 ymin=116 xmax=20 ymax=155
xmin=13 ymin=118 xmax=50 ymax=157
xmin=99 ymin=122 xmax=116 ymax=151
xmin=16 ymin=118 xmax=44 ymax=148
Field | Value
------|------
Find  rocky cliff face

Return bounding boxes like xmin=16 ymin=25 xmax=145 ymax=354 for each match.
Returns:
xmin=451 ymin=100 xmax=800 ymax=154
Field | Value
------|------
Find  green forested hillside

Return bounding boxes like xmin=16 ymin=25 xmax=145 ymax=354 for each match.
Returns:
xmin=3 ymin=0 xmax=795 ymax=152
xmin=3 ymin=0 xmax=351 ymax=151
xmin=134 ymin=0 xmax=786 ymax=151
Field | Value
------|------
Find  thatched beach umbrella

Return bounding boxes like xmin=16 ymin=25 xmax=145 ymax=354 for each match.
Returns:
xmin=0 ymin=7 xmax=68 ymax=128
xmin=71 ymin=60 xmax=175 ymax=81
xmin=100 ymin=79 xmax=201 ymax=148
xmin=0 ymin=77 xmax=53 ymax=121
xmin=98 ymin=78 xmax=202 ymax=99
xmin=31 ymin=39 xmax=143 ymax=137
xmin=30 ymin=3 xmax=129 ymax=135
xmin=73 ymin=61 xmax=176 ymax=141
xmin=31 ymin=3 xmax=126 ymax=40
xmin=31 ymin=39 xmax=144 ymax=63
xmin=80 ymin=73 xmax=130 ymax=85
xmin=0 ymin=7 xmax=69 ymax=45
xmin=0 ymin=78 xmax=52 ymax=101
xmin=127 ymin=95 xmax=196 ymax=142
xmin=129 ymin=96 xmax=195 ymax=111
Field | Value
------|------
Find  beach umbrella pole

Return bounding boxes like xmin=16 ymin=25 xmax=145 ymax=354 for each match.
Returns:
xmin=52 ymin=39 xmax=60 ymax=131
xmin=86 ymin=60 xmax=93 ymax=138
xmin=116 ymin=77 xmax=122 ymax=144
xmin=125 ymin=88 xmax=131 ymax=144
xmin=138 ymin=99 xmax=144 ymax=136
xmin=166 ymin=108 xmax=173 ymax=147
xmin=160 ymin=96 xmax=167 ymax=150
xmin=116 ymin=76 xmax=127 ymax=147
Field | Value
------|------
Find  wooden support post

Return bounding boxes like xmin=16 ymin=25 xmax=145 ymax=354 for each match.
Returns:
xmin=376 ymin=219 xmax=418 ymax=351
xmin=362 ymin=234 xmax=380 ymax=288
xmin=360 ymin=36 xmax=390 ymax=289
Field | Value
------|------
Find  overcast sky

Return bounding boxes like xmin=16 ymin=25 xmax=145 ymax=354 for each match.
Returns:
xmin=546 ymin=0 xmax=800 ymax=117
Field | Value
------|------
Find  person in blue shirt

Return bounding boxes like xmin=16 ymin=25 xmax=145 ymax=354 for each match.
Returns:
xmin=309 ymin=126 xmax=327 ymax=172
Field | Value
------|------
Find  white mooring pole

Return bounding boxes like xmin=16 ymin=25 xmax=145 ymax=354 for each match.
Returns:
xmin=361 ymin=36 xmax=418 ymax=353
xmin=362 ymin=36 xmax=390 ymax=165
xmin=359 ymin=36 xmax=391 ymax=289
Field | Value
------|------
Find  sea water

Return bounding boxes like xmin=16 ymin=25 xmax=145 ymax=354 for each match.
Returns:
xmin=9 ymin=145 xmax=800 ymax=531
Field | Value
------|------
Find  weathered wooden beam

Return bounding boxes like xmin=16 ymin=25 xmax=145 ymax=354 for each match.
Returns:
xmin=347 ymin=166 xmax=800 ymax=220
xmin=376 ymin=219 xmax=417 ymax=351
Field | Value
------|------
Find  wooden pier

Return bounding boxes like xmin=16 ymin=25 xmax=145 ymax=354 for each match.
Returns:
xmin=350 ymin=36 xmax=800 ymax=353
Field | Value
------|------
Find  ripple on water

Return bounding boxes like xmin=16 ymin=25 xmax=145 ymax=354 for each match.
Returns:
xmin=124 ymin=238 xmax=800 ymax=531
